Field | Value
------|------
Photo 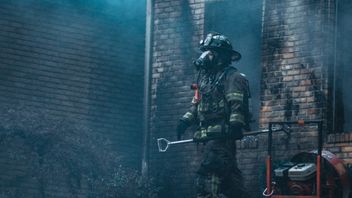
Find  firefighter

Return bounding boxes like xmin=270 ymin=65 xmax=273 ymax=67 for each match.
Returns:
xmin=176 ymin=32 xmax=250 ymax=198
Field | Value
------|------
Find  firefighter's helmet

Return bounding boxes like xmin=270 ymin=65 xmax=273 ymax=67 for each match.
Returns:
xmin=199 ymin=32 xmax=241 ymax=61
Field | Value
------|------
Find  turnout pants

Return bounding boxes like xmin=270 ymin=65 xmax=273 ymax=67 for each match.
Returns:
xmin=195 ymin=140 xmax=247 ymax=198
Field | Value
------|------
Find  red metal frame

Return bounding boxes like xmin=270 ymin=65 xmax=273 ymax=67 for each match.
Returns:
xmin=265 ymin=120 xmax=323 ymax=198
xmin=271 ymin=196 xmax=318 ymax=198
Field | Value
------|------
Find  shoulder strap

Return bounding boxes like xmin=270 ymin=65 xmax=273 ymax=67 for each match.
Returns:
xmin=214 ymin=66 xmax=236 ymax=87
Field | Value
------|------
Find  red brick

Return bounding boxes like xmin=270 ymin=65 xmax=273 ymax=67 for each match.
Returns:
xmin=341 ymin=146 xmax=352 ymax=152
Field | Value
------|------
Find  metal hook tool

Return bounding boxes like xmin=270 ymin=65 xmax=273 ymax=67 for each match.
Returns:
xmin=157 ymin=138 xmax=194 ymax=152
xmin=157 ymin=125 xmax=291 ymax=152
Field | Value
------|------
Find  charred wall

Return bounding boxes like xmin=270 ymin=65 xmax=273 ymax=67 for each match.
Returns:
xmin=0 ymin=0 xmax=145 ymax=197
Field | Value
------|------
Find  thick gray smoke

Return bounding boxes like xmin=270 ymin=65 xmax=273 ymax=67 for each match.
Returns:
xmin=336 ymin=0 xmax=352 ymax=132
xmin=0 ymin=0 xmax=147 ymax=197
xmin=204 ymin=0 xmax=263 ymax=130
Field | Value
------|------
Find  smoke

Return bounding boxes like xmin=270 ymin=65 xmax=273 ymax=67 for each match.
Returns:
xmin=204 ymin=0 xmax=263 ymax=130
xmin=0 ymin=0 xmax=146 ymax=184
xmin=335 ymin=0 xmax=352 ymax=132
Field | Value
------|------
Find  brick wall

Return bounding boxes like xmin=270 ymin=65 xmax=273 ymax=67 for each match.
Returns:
xmin=0 ymin=0 xmax=145 ymax=197
xmin=260 ymin=0 xmax=335 ymax=127
xmin=238 ymin=0 xmax=352 ymax=197
xmin=150 ymin=0 xmax=352 ymax=198
xmin=239 ymin=0 xmax=339 ymax=197
xmin=326 ymin=133 xmax=352 ymax=164
xmin=149 ymin=0 xmax=204 ymax=197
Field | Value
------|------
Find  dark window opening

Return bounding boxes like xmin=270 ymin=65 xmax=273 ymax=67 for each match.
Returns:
xmin=204 ymin=0 xmax=263 ymax=130
xmin=333 ymin=0 xmax=352 ymax=133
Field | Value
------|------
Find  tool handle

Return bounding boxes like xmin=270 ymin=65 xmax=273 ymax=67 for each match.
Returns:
xmin=169 ymin=139 xmax=194 ymax=145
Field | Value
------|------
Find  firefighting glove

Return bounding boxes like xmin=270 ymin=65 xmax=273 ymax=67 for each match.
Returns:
xmin=176 ymin=119 xmax=189 ymax=140
xmin=193 ymin=129 xmax=208 ymax=142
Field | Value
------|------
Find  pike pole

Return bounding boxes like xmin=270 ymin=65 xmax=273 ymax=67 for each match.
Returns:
xmin=157 ymin=125 xmax=290 ymax=152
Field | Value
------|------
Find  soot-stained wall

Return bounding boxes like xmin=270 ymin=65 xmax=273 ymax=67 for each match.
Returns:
xmin=0 ymin=0 xmax=145 ymax=197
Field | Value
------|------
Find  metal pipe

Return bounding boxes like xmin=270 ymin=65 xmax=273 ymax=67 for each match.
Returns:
xmin=141 ymin=0 xmax=154 ymax=178
xmin=332 ymin=0 xmax=339 ymax=132
xmin=261 ymin=0 xmax=266 ymax=36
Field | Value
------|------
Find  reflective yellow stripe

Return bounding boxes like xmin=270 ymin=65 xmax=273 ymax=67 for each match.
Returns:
xmin=201 ymin=128 xmax=207 ymax=138
xmin=182 ymin=112 xmax=194 ymax=121
xmin=193 ymin=128 xmax=207 ymax=139
xmin=226 ymin=92 xmax=244 ymax=102
xmin=207 ymin=125 xmax=222 ymax=133
xmin=229 ymin=113 xmax=245 ymax=125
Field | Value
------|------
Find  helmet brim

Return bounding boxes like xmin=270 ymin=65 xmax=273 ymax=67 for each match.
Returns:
xmin=230 ymin=49 xmax=241 ymax=61
xmin=210 ymin=47 xmax=242 ymax=61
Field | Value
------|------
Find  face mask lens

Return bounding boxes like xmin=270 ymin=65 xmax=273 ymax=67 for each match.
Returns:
xmin=208 ymin=51 xmax=214 ymax=61
xmin=203 ymin=35 xmax=212 ymax=47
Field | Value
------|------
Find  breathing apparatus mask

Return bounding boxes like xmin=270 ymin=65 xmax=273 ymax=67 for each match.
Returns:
xmin=193 ymin=50 xmax=218 ymax=71
xmin=193 ymin=33 xmax=242 ymax=71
